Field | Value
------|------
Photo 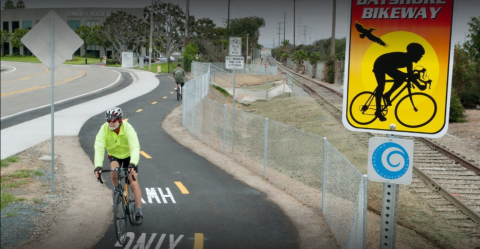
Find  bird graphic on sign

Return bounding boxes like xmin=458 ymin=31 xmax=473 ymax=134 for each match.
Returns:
xmin=355 ymin=21 xmax=388 ymax=47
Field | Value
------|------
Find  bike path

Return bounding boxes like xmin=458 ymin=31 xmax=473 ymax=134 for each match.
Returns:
xmin=80 ymin=74 xmax=299 ymax=249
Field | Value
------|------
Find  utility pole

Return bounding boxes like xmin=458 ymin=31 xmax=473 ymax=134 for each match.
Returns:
xmin=185 ymin=0 xmax=190 ymax=46
xmin=246 ymin=33 xmax=249 ymax=65
xmin=293 ymin=0 xmax=296 ymax=53
xmin=273 ymin=38 xmax=275 ymax=48
xmin=277 ymin=22 xmax=282 ymax=47
xmin=227 ymin=0 xmax=230 ymax=38
xmin=283 ymin=12 xmax=286 ymax=43
xmin=148 ymin=0 xmax=153 ymax=72
xmin=330 ymin=0 xmax=336 ymax=58
xmin=303 ymin=24 xmax=307 ymax=45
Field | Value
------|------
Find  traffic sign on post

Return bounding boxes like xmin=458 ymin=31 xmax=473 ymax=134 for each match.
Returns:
xmin=225 ymin=56 xmax=244 ymax=69
xmin=20 ymin=10 xmax=83 ymax=193
xmin=342 ymin=0 xmax=455 ymax=138
xmin=21 ymin=10 xmax=83 ymax=71
xmin=229 ymin=37 xmax=242 ymax=56
xmin=367 ymin=137 xmax=413 ymax=185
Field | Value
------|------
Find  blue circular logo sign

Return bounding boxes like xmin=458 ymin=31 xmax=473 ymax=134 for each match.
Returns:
xmin=372 ymin=142 xmax=410 ymax=179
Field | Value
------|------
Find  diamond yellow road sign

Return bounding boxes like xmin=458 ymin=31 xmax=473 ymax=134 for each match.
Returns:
xmin=342 ymin=0 xmax=455 ymax=138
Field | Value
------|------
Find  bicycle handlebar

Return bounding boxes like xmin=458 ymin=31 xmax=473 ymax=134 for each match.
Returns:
xmin=97 ymin=167 xmax=136 ymax=184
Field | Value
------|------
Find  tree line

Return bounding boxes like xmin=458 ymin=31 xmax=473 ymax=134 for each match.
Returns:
xmin=1 ymin=0 xmax=265 ymax=65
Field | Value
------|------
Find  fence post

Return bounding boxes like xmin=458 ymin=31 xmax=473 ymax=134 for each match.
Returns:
xmin=182 ymin=88 xmax=186 ymax=125
xmin=223 ymin=104 xmax=227 ymax=153
xmin=264 ymin=118 xmax=269 ymax=177
xmin=322 ymin=137 xmax=327 ymax=212
xmin=362 ymin=174 xmax=368 ymax=249
xmin=192 ymin=84 xmax=196 ymax=136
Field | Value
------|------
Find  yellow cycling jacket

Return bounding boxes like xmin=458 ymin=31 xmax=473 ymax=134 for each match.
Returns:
xmin=94 ymin=121 xmax=140 ymax=168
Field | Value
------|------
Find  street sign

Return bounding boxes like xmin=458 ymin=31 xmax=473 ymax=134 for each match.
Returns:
xmin=225 ymin=56 xmax=244 ymax=69
xmin=367 ymin=137 xmax=413 ymax=185
xmin=229 ymin=37 xmax=242 ymax=56
xmin=342 ymin=0 xmax=455 ymax=138
xmin=21 ymin=10 xmax=83 ymax=71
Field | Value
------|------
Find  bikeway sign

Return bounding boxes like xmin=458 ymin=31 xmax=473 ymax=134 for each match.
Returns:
xmin=229 ymin=37 xmax=242 ymax=56
xmin=225 ymin=56 xmax=244 ymax=69
xmin=342 ymin=0 xmax=455 ymax=138
xmin=368 ymin=137 xmax=413 ymax=185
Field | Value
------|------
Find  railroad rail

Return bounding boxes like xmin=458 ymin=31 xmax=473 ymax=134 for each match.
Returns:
xmin=268 ymin=57 xmax=480 ymax=235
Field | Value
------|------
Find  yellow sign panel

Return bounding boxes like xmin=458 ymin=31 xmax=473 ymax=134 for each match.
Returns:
xmin=342 ymin=0 xmax=454 ymax=138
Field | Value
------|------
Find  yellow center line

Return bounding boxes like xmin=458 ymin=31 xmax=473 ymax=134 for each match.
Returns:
xmin=163 ymin=96 xmax=167 ymax=99
xmin=152 ymin=101 xmax=157 ymax=104
xmin=194 ymin=233 xmax=203 ymax=249
xmin=170 ymin=92 xmax=174 ymax=94
xmin=124 ymin=118 xmax=129 ymax=122
xmin=140 ymin=151 xmax=151 ymax=159
xmin=136 ymin=109 xmax=143 ymax=112
xmin=1 ymin=70 xmax=86 ymax=97
xmin=174 ymin=182 xmax=190 ymax=194
xmin=1 ymin=66 xmax=50 ymax=84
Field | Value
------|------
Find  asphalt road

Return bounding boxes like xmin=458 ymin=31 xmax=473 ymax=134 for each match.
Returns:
xmin=2 ymin=63 xmax=300 ymax=248
xmin=79 ymin=74 xmax=299 ymax=249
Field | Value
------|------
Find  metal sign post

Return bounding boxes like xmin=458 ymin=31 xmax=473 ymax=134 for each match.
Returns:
xmin=368 ymin=124 xmax=413 ymax=249
xmin=227 ymin=37 xmax=243 ymax=153
xmin=21 ymin=10 xmax=83 ymax=192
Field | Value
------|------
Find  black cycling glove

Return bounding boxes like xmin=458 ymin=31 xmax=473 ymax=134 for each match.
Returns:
xmin=94 ymin=167 xmax=103 ymax=173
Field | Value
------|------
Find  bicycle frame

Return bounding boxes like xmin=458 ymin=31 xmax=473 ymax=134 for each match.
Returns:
xmin=98 ymin=167 xmax=133 ymax=205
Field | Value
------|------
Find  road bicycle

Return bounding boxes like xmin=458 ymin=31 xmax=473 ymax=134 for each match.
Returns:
xmin=349 ymin=67 xmax=436 ymax=128
xmin=176 ymin=85 xmax=182 ymax=101
xmin=98 ymin=167 xmax=137 ymax=245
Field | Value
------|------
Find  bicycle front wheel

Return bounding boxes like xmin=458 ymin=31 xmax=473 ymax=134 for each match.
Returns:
xmin=114 ymin=192 xmax=127 ymax=245
xmin=349 ymin=91 xmax=378 ymax=125
xmin=127 ymin=186 xmax=136 ymax=226
xmin=395 ymin=92 xmax=437 ymax=128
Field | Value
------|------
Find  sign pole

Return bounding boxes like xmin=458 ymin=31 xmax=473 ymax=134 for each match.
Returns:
xmin=379 ymin=124 xmax=401 ymax=249
xmin=50 ymin=17 xmax=55 ymax=193
xmin=231 ymin=68 xmax=236 ymax=153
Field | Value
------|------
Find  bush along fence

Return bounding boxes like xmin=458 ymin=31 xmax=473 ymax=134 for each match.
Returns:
xmin=183 ymin=62 xmax=367 ymax=249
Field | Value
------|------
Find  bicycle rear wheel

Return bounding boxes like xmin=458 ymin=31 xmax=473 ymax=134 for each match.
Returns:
xmin=127 ymin=186 xmax=136 ymax=226
xmin=349 ymin=91 xmax=378 ymax=125
xmin=114 ymin=192 xmax=127 ymax=245
xmin=395 ymin=92 xmax=437 ymax=128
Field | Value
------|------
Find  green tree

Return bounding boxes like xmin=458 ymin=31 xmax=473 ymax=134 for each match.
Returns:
xmin=2 ymin=0 xmax=15 ymax=9
xmin=181 ymin=42 xmax=199 ymax=71
xmin=92 ymin=25 xmax=112 ymax=59
xmin=76 ymin=25 xmax=96 ymax=63
xmin=10 ymin=28 xmax=28 ymax=54
xmin=309 ymin=52 xmax=321 ymax=78
xmin=1 ymin=30 xmax=11 ymax=56
xmin=15 ymin=0 xmax=25 ymax=9
xmin=145 ymin=1 xmax=185 ymax=68
xmin=103 ymin=11 xmax=147 ymax=61
xmin=452 ymin=44 xmax=480 ymax=109
xmin=464 ymin=16 xmax=480 ymax=63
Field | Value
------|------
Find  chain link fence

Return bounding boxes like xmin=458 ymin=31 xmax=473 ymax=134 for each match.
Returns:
xmin=185 ymin=62 xmax=367 ymax=249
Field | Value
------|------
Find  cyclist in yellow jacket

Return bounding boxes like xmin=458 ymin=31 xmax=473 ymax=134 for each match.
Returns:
xmin=94 ymin=107 xmax=143 ymax=225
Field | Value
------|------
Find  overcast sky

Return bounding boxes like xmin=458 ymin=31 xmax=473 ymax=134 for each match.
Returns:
xmin=2 ymin=0 xmax=478 ymax=48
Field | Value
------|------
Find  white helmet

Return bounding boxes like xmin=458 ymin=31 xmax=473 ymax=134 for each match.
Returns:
xmin=105 ymin=107 xmax=123 ymax=119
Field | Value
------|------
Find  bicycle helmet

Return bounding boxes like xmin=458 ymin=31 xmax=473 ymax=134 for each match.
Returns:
xmin=406 ymin=43 xmax=425 ymax=55
xmin=105 ymin=107 xmax=123 ymax=119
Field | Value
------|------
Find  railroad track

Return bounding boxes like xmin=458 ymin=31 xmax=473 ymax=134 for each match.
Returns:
xmin=268 ymin=57 xmax=480 ymax=236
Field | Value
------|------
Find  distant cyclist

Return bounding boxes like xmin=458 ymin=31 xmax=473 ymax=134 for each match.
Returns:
xmin=94 ymin=107 xmax=143 ymax=225
xmin=372 ymin=43 xmax=425 ymax=121
xmin=173 ymin=63 xmax=186 ymax=92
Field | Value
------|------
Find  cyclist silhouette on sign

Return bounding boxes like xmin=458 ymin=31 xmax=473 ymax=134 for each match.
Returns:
xmin=372 ymin=43 xmax=427 ymax=121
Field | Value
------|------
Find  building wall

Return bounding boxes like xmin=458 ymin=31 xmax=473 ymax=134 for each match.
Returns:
xmin=1 ymin=8 xmax=144 ymax=57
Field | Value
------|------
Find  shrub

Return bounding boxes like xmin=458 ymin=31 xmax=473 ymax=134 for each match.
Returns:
xmin=106 ymin=59 xmax=119 ymax=65
xmin=449 ymin=90 xmax=466 ymax=122
xmin=324 ymin=56 xmax=335 ymax=83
